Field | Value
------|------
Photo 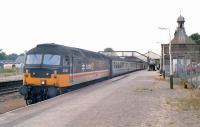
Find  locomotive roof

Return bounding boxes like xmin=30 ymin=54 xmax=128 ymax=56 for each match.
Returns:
xmin=27 ymin=43 xmax=108 ymax=59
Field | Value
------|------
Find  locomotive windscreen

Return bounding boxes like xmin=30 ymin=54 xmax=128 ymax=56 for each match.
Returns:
xmin=43 ymin=54 xmax=61 ymax=65
xmin=26 ymin=54 xmax=61 ymax=65
xmin=26 ymin=54 xmax=42 ymax=64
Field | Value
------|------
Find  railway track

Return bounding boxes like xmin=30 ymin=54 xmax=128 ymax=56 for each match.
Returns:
xmin=0 ymin=80 xmax=22 ymax=95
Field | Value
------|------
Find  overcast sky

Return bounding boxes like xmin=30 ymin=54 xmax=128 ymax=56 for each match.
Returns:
xmin=0 ymin=0 xmax=200 ymax=55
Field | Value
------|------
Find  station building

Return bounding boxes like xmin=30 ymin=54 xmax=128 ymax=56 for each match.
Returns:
xmin=161 ymin=15 xmax=200 ymax=77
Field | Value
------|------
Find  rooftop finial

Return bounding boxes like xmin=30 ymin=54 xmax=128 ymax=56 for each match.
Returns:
xmin=179 ymin=8 xmax=182 ymax=16
xmin=177 ymin=9 xmax=185 ymax=28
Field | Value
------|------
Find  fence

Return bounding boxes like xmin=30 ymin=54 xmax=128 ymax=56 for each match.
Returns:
xmin=171 ymin=58 xmax=200 ymax=88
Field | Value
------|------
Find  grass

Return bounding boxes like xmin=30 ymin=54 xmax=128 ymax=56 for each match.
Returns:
xmin=168 ymin=120 xmax=176 ymax=125
xmin=165 ymin=79 xmax=200 ymax=112
xmin=153 ymin=73 xmax=166 ymax=81
xmin=166 ymin=98 xmax=200 ymax=111
xmin=135 ymin=88 xmax=153 ymax=92
xmin=0 ymin=68 xmax=22 ymax=77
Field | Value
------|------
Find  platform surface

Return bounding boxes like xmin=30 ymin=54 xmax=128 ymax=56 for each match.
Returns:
xmin=0 ymin=70 xmax=199 ymax=127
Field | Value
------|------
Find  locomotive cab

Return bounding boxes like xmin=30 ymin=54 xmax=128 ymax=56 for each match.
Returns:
xmin=20 ymin=53 xmax=71 ymax=104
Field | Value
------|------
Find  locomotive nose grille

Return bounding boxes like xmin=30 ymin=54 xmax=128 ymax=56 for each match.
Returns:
xmin=30 ymin=68 xmax=52 ymax=78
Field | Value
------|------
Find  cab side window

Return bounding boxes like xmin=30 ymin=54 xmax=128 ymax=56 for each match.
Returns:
xmin=63 ymin=56 xmax=69 ymax=66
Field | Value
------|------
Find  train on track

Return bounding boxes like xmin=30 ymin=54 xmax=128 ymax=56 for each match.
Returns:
xmin=19 ymin=43 xmax=145 ymax=104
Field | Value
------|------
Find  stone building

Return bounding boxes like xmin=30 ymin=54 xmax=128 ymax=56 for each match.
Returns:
xmin=161 ymin=15 xmax=200 ymax=77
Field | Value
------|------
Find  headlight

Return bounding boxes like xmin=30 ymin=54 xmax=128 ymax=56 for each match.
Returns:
xmin=41 ymin=81 xmax=45 ymax=85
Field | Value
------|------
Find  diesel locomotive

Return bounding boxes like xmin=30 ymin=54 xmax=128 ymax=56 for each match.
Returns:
xmin=19 ymin=43 xmax=144 ymax=104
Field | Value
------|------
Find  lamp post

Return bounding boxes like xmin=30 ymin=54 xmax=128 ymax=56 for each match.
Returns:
xmin=158 ymin=27 xmax=173 ymax=89
xmin=156 ymin=42 xmax=165 ymax=79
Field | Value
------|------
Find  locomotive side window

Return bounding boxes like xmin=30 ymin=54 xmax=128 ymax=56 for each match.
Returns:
xmin=26 ymin=54 xmax=42 ymax=64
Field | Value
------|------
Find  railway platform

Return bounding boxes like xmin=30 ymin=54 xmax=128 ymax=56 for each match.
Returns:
xmin=0 ymin=70 xmax=200 ymax=127
xmin=0 ymin=75 xmax=22 ymax=83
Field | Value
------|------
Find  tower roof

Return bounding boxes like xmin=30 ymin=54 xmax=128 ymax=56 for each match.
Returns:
xmin=177 ymin=15 xmax=185 ymax=23
xmin=171 ymin=15 xmax=195 ymax=44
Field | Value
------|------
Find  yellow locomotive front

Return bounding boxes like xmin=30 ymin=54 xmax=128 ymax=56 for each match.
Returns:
xmin=19 ymin=44 xmax=72 ymax=104
xmin=23 ymin=54 xmax=69 ymax=87
xmin=20 ymin=53 xmax=70 ymax=104
xmin=23 ymin=54 xmax=70 ymax=87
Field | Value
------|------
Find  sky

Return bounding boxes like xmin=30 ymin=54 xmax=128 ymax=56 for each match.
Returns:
xmin=0 ymin=0 xmax=200 ymax=55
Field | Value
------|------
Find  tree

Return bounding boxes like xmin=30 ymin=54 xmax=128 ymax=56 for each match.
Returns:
xmin=7 ymin=53 xmax=18 ymax=60
xmin=0 ymin=49 xmax=20 ymax=60
xmin=19 ymin=53 xmax=25 ymax=56
xmin=103 ymin=48 xmax=117 ymax=56
xmin=104 ymin=48 xmax=114 ymax=52
xmin=0 ymin=49 xmax=7 ymax=60
xmin=189 ymin=33 xmax=200 ymax=44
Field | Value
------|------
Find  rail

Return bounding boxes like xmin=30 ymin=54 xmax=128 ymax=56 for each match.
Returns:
xmin=0 ymin=80 xmax=22 ymax=95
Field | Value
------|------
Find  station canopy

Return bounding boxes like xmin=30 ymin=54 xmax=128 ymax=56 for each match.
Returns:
xmin=99 ymin=51 xmax=148 ymax=63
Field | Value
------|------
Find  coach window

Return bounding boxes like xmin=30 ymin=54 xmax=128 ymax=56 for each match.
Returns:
xmin=117 ymin=62 xmax=119 ymax=68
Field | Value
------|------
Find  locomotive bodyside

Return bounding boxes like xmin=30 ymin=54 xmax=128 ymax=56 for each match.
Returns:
xmin=19 ymin=44 xmax=110 ymax=104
